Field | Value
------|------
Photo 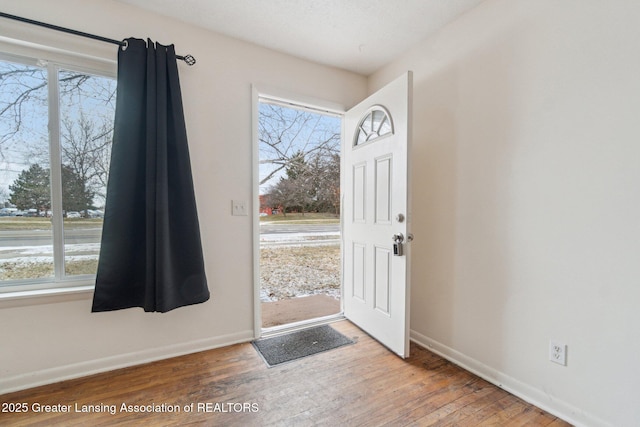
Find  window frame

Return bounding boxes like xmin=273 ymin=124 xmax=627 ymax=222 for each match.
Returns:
xmin=0 ymin=46 xmax=116 ymax=300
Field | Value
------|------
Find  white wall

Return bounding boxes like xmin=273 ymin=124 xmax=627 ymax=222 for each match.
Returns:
xmin=0 ymin=0 xmax=367 ymax=392
xmin=371 ymin=1 xmax=640 ymax=426
xmin=4 ymin=1 xmax=639 ymax=424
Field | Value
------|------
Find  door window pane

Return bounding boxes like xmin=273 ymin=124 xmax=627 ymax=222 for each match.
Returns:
xmin=353 ymin=107 xmax=393 ymax=146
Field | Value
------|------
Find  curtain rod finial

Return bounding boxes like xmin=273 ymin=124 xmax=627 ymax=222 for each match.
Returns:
xmin=182 ymin=54 xmax=196 ymax=66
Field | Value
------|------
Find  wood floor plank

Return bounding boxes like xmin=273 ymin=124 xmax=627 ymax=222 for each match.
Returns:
xmin=399 ymin=381 xmax=501 ymax=426
xmin=508 ymin=406 xmax=558 ymax=427
xmin=0 ymin=320 xmax=571 ymax=426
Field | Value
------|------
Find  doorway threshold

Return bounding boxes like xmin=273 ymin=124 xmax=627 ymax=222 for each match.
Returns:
xmin=260 ymin=313 xmax=345 ymax=339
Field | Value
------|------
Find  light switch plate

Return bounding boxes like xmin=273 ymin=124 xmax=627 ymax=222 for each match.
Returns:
xmin=232 ymin=200 xmax=248 ymax=216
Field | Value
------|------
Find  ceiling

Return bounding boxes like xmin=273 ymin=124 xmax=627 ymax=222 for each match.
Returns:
xmin=115 ymin=0 xmax=486 ymax=75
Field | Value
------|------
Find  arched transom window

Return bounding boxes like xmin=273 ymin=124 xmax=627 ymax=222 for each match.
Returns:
xmin=354 ymin=105 xmax=394 ymax=146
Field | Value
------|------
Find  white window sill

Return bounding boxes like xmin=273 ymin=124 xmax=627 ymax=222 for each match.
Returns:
xmin=0 ymin=285 xmax=94 ymax=308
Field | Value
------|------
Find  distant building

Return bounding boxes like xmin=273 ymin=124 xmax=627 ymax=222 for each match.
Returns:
xmin=259 ymin=195 xmax=281 ymax=215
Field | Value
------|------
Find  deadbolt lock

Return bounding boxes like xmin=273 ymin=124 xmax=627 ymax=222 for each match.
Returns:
xmin=392 ymin=233 xmax=405 ymax=256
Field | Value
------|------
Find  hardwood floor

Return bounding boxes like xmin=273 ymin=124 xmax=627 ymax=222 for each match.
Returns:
xmin=0 ymin=320 xmax=571 ymax=426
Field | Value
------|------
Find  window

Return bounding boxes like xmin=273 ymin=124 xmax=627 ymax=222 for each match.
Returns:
xmin=0 ymin=52 xmax=116 ymax=292
xmin=354 ymin=105 xmax=393 ymax=146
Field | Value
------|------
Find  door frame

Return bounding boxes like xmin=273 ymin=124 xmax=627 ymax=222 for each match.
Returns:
xmin=251 ymin=84 xmax=347 ymax=338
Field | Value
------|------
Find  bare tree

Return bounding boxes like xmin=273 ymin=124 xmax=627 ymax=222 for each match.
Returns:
xmin=309 ymin=152 xmax=340 ymax=215
xmin=259 ymin=103 xmax=340 ymax=187
xmin=0 ymin=62 xmax=112 ymax=147
xmin=0 ymin=63 xmax=47 ymax=146
xmin=1 ymin=59 xmax=115 ymax=208
xmin=265 ymin=150 xmax=340 ymax=215
xmin=0 ymin=186 xmax=9 ymax=207
xmin=60 ymin=113 xmax=113 ymax=203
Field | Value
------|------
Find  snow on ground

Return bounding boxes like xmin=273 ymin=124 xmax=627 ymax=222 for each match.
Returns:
xmin=0 ymin=228 xmax=340 ymax=298
xmin=0 ymin=243 xmax=100 ymax=279
xmin=260 ymin=231 xmax=338 ymax=242
xmin=259 ymin=244 xmax=340 ymax=302
xmin=0 ymin=243 xmax=100 ymax=256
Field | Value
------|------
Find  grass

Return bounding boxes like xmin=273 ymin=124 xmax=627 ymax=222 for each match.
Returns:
xmin=0 ymin=217 xmax=103 ymax=230
xmin=0 ymin=259 xmax=98 ymax=281
xmin=0 ymin=212 xmax=340 ymax=229
xmin=260 ymin=212 xmax=339 ymax=224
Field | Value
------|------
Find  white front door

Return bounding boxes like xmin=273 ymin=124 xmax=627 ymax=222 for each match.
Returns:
xmin=342 ymin=72 xmax=412 ymax=357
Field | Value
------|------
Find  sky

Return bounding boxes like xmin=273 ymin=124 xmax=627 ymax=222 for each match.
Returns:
xmin=0 ymin=56 xmax=116 ymax=208
xmin=0 ymin=59 xmax=49 ymax=202
xmin=258 ymin=101 xmax=341 ymax=195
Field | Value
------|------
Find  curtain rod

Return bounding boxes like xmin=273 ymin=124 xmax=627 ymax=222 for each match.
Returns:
xmin=0 ymin=12 xmax=196 ymax=65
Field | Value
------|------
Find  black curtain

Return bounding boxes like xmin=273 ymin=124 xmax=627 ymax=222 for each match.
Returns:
xmin=92 ymin=38 xmax=209 ymax=313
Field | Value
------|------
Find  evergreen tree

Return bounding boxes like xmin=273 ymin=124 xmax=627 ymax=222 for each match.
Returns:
xmin=285 ymin=151 xmax=308 ymax=180
xmin=7 ymin=164 xmax=94 ymax=213
xmin=8 ymin=164 xmax=50 ymax=210
xmin=62 ymin=165 xmax=94 ymax=212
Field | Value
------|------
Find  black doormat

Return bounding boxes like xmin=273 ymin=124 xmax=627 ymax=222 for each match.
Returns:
xmin=252 ymin=325 xmax=354 ymax=367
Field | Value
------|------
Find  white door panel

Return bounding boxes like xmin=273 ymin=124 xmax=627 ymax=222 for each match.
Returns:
xmin=343 ymin=72 xmax=412 ymax=357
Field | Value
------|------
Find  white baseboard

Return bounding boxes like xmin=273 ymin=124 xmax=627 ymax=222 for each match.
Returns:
xmin=1 ymin=330 xmax=255 ymax=394
xmin=410 ymin=330 xmax=610 ymax=427
xmin=1 ymin=327 xmax=611 ymax=427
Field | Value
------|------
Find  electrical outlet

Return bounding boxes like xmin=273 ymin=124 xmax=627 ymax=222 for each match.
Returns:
xmin=549 ymin=340 xmax=567 ymax=366
xmin=232 ymin=200 xmax=248 ymax=216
